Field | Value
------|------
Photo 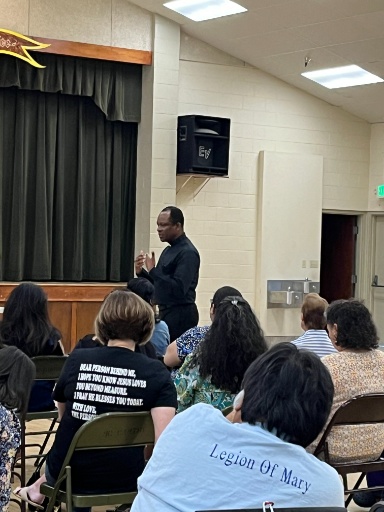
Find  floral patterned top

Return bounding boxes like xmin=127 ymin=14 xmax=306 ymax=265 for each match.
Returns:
xmin=309 ymin=349 xmax=384 ymax=462
xmin=0 ymin=405 xmax=21 ymax=512
xmin=175 ymin=353 xmax=235 ymax=413
xmin=171 ymin=325 xmax=210 ymax=379
xmin=176 ymin=325 xmax=210 ymax=362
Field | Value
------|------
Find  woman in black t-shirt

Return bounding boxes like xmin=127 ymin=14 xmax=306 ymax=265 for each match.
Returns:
xmin=0 ymin=283 xmax=63 ymax=411
xmin=14 ymin=290 xmax=177 ymax=510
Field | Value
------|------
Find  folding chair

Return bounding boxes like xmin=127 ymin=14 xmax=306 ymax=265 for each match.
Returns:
xmin=196 ymin=508 xmax=347 ymax=512
xmin=40 ymin=411 xmax=155 ymax=512
xmin=314 ymin=393 xmax=384 ymax=506
xmin=12 ymin=355 xmax=67 ymax=510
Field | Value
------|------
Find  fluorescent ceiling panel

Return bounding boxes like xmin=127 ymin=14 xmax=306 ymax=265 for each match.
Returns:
xmin=302 ymin=65 xmax=383 ymax=89
xmin=163 ymin=0 xmax=247 ymax=22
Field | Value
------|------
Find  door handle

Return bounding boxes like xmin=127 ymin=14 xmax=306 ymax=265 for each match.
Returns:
xmin=372 ymin=275 xmax=379 ymax=287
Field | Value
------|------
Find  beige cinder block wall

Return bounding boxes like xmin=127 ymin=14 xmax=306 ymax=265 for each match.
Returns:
xmin=177 ymin=34 xmax=371 ymax=331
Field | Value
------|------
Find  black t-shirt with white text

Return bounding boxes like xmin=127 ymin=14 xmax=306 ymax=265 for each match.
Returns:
xmin=47 ymin=346 xmax=177 ymax=492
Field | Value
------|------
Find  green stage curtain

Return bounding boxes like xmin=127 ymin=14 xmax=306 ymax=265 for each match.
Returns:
xmin=0 ymin=53 xmax=142 ymax=122
xmin=0 ymin=87 xmax=137 ymax=281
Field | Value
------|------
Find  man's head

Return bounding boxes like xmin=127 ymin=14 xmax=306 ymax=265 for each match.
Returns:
xmin=241 ymin=342 xmax=334 ymax=447
xmin=301 ymin=292 xmax=328 ymax=330
xmin=157 ymin=206 xmax=184 ymax=243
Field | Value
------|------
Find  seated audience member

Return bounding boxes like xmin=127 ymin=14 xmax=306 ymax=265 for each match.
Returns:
xmin=291 ymin=293 xmax=337 ymax=357
xmin=164 ymin=285 xmax=242 ymax=370
xmin=175 ymin=296 xmax=267 ymax=412
xmin=127 ymin=278 xmax=170 ymax=358
xmin=0 ymin=283 xmax=63 ymax=412
xmin=74 ymin=333 xmax=103 ymax=350
xmin=74 ymin=288 xmax=158 ymax=360
xmin=14 ymin=290 xmax=177 ymax=510
xmin=309 ymin=299 xmax=384 ymax=462
xmin=130 ymin=343 xmax=344 ymax=512
xmin=0 ymin=346 xmax=35 ymax=511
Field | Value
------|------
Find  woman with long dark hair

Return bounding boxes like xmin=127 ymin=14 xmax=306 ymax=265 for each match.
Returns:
xmin=0 ymin=283 xmax=63 ymax=411
xmin=0 ymin=345 xmax=35 ymax=510
xmin=175 ymin=296 xmax=267 ymax=411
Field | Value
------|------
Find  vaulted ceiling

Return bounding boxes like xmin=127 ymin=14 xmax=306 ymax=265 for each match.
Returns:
xmin=129 ymin=0 xmax=384 ymax=123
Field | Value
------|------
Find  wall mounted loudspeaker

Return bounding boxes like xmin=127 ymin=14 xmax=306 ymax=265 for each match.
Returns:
xmin=177 ymin=115 xmax=230 ymax=177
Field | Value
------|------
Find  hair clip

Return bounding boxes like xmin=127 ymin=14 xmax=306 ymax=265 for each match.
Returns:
xmin=219 ymin=295 xmax=245 ymax=307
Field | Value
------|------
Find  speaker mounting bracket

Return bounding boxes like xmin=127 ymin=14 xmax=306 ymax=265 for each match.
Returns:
xmin=176 ymin=175 xmax=214 ymax=198
xmin=176 ymin=175 xmax=212 ymax=197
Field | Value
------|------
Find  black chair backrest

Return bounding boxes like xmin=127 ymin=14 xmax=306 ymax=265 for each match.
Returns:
xmin=31 ymin=355 xmax=67 ymax=380
xmin=196 ymin=508 xmax=347 ymax=512
xmin=325 ymin=393 xmax=384 ymax=425
xmin=314 ymin=393 xmax=384 ymax=457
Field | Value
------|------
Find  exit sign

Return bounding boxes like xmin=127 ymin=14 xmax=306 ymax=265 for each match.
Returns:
xmin=378 ymin=185 xmax=384 ymax=198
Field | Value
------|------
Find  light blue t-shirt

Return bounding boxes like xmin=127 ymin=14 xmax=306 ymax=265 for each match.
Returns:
xmin=150 ymin=320 xmax=170 ymax=357
xmin=131 ymin=403 xmax=344 ymax=512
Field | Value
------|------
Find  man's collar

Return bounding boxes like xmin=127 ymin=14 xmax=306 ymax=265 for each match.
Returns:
xmin=169 ymin=232 xmax=186 ymax=246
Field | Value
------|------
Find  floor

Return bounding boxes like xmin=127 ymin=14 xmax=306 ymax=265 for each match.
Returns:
xmin=9 ymin=419 xmax=370 ymax=512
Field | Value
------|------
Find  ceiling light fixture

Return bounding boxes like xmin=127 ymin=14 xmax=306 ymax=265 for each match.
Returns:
xmin=302 ymin=65 xmax=383 ymax=89
xmin=163 ymin=0 xmax=247 ymax=22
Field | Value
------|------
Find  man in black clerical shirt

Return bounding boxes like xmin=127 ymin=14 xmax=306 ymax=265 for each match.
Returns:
xmin=135 ymin=206 xmax=200 ymax=341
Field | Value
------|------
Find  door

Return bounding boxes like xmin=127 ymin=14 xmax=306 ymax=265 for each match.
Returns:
xmin=320 ymin=214 xmax=357 ymax=303
xmin=372 ymin=216 xmax=384 ymax=341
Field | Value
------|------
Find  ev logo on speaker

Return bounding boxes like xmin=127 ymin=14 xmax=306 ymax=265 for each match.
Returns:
xmin=199 ymin=146 xmax=211 ymax=160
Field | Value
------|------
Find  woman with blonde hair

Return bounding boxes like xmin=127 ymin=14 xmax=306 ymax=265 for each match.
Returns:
xmin=14 ymin=290 xmax=177 ymax=510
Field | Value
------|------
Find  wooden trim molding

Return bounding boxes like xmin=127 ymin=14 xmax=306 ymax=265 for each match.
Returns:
xmin=0 ymin=283 xmax=124 ymax=302
xmin=33 ymin=36 xmax=152 ymax=65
